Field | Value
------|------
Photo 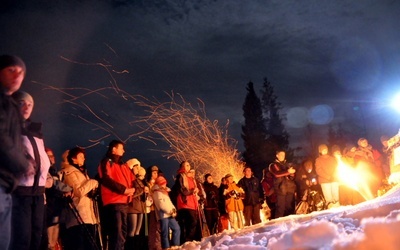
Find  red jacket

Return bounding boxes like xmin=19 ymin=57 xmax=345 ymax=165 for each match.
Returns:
xmin=98 ymin=157 xmax=135 ymax=206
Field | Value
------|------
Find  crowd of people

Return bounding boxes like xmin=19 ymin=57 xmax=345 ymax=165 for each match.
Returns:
xmin=0 ymin=54 xmax=392 ymax=250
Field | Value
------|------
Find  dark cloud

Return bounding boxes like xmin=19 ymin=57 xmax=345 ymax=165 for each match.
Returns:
xmin=1 ymin=0 xmax=400 ymax=177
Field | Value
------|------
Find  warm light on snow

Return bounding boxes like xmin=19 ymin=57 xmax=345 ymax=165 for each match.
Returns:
xmin=182 ymin=185 xmax=400 ymax=250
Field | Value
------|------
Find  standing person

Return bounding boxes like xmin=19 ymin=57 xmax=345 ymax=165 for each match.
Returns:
xmin=202 ymin=173 xmax=219 ymax=235
xmin=260 ymin=168 xmax=276 ymax=219
xmin=217 ymin=177 xmax=229 ymax=232
xmin=238 ymin=166 xmax=262 ymax=226
xmin=61 ymin=147 xmax=99 ymax=250
xmin=354 ymin=138 xmax=383 ymax=198
xmin=0 ymin=55 xmax=33 ymax=250
xmin=315 ymin=144 xmax=340 ymax=208
xmin=269 ymin=150 xmax=296 ymax=218
xmin=146 ymin=165 xmax=162 ymax=250
xmin=97 ymin=140 xmax=137 ymax=250
xmin=44 ymin=148 xmax=73 ymax=250
xmin=152 ymin=176 xmax=180 ymax=250
xmin=188 ymin=169 xmax=208 ymax=240
xmin=294 ymin=159 xmax=325 ymax=213
xmin=174 ymin=161 xmax=199 ymax=243
xmin=10 ymin=91 xmax=51 ymax=250
xmin=223 ymin=174 xmax=245 ymax=230
xmin=295 ymin=159 xmax=322 ymax=203
xmin=127 ymin=163 xmax=147 ymax=249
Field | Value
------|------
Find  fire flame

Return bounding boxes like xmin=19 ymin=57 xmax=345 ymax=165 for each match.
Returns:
xmin=336 ymin=158 xmax=375 ymax=201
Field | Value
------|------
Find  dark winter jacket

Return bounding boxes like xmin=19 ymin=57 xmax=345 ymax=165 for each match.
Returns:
xmin=218 ymin=183 xmax=228 ymax=214
xmin=203 ymin=181 xmax=219 ymax=209
xmin=238 ymin=176 xmax=262 ymax=206
xmin=294 ymin=167 xmax=322 ymax=198
xmin=0 ymin=92 xmax=30 ymax=193
xmin=128 ymin=177 xmax=146 ymax=214
xmin=269 ymin=160 xmax=296 ymax=195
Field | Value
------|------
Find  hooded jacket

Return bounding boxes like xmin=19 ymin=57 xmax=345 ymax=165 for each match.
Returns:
xmin=152 ymin=184 xmax=176 ymax=220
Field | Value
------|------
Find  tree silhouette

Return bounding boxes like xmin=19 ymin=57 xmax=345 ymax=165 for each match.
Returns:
xmin=241 ymin=81 xmax=268 ymax=178
xmin=261 ymin=78 xmax=291 ymax=161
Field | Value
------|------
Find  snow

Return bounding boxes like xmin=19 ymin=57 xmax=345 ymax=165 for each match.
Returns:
xmin=181 ymin=184 xmax=400 ymax=250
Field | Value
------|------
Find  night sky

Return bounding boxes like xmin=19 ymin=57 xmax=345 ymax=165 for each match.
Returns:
xmin=1 ymin=0 xmax=400 ymax=180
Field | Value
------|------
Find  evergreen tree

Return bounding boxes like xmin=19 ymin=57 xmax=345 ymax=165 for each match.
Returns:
xmin=241 ymin=81 xmax=268 ymax=178
xmin=260 ymin=78 xmax=291 ymax=161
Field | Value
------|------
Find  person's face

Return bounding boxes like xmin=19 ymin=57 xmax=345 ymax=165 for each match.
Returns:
xmin=244 ymin=168 xmax=252 ymax=177
xmin=183 ymin=162 xmax=191 ymax=173
xmin=227 ymin=176 xmax=233 ymax=183
xmin=72 ymin=152 xmax=85 ymax=167
xmin=132 ymin=165 xmax=139 ymax=175
xmin=276 ymin=151 xmax=286 ymax=162
xmin=0 ymin=66 xmax=25 ymax=95
xmin=46 ymin=151 xmax=55 ymax=165
xmin=151 ymin=171 xmax=158 ymax=180
xmin=221 ymin=178 xmax=227 ymax=185
xmin=206 ymin=175 xmax=213 ymax=183
xmin=320 ymin=148 xmax=328 ymax=155
xmin=18 ymin=98 xmax=34 ymax=120
xmin=113 ymin=144 xmax=125 ymax=156
xmin=360 ymin=140 xmax=368 ymax=148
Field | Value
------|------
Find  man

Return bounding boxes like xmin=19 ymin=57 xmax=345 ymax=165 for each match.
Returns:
xmin=202 ymin=173 xmax=219 ymax=234
xmin=238 ymin=166 xmax=262 ymax=226
xmin=98 ymin=140 xmax=137 ymax=250
xmin=269 ymin=150 xmax=296 ymax=218
xmin=0 ymin=55 xmax=34 ymax=249
xmin=315 ymin=144 xmax=339 ymax=208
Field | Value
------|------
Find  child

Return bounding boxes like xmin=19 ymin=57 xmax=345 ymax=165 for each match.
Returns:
xmin=152 ymin=176 xmax=180 ymax=249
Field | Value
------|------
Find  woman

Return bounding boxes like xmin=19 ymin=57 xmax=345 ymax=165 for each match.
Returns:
xmin=146 ymin=165 xmax=162 ymax=250
xmin=173 ymin=161 xmax=199 ymax=243
xmin=62 ymin=147 xmax=99 ymax=250
xmin=10 ymin=91 xmax=51 ymax=250
xmin=127 ymin=162 xmax=147 ymax=248
xmin=223 ymin=174 xmax=245 ymax=230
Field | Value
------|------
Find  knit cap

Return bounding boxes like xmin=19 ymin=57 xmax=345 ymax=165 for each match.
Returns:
xmin=0 ymin=55 xmax=26 ymax=72
xmin=155 ymin=176 xmax=167 ymax=186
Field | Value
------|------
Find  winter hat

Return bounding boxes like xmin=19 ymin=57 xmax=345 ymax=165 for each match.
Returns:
xmin=318 ymin=144 xmax=328 ymax=153
xmin=0 ymin=55 xmax=26 ymax=72
xmin=12 ymin=91 xmax=33 ymax=103
xmin=155 ymin=176 xmax=167 ymax=186
xmin=127 ymin=158 xmax=141 ymax=169
xmin=204 ymin=173 xmax=212 ymax=181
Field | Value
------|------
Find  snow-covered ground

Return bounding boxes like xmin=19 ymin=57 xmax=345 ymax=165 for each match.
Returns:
xmin=182 ymin=184 xmax=400 ymax=250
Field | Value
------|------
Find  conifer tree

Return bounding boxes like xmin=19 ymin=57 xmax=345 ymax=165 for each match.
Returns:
xmin=260 ymin=78 xmax=290 ymax=161
xmin=241 ymin=81 xmax=268 ymax=177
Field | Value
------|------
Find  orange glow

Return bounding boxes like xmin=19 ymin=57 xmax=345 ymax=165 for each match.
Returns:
xmin=337 ymin=158 xmax=374 ymax=200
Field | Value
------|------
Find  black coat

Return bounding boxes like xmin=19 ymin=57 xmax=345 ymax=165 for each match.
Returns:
xmin=238 ymin=176 xmax=262 ymax=206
